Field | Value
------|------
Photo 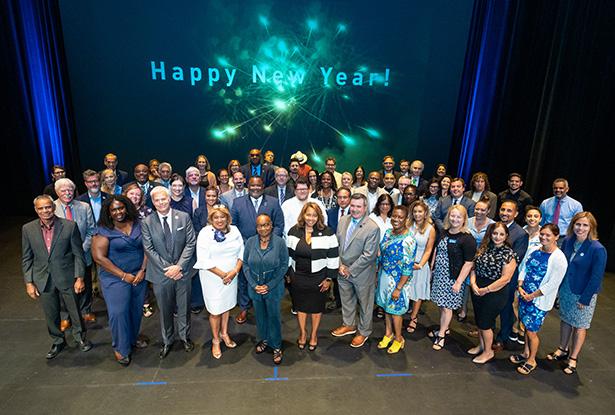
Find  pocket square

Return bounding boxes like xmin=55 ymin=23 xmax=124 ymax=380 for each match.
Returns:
xmin=176 ymin=226 xmax=185 ymax=231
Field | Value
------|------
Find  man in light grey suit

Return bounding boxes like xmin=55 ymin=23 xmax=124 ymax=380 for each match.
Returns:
xmin=54 ymin=178 xmax=97 ymax=327
xmin=331 ymin=193 xmax=380 ymax=348
xmin=142 ymin=186 xmax=197 ymax=359
xmin=219 ymin=170 xmax=247 ymax=210
xmin=433 ymin=177 xmax=475 ymax=231
xmin=22 ymin=195 xmax=93 ymax=359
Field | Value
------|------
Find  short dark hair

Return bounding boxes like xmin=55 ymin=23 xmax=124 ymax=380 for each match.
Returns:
xmin=98 ymin=195 xmax=139 ymax=229
xmin=373 ymin=193 xmax=394 ymax=216
xmin=294 ymin=177 xmax=309 ymax=187
xmin=337 ymin=187 xmax=352 ymax=197
xmin=170 ymin=173 xmax=186 ymax=186
xmin=508 ymin=172 xmax=523 ymax=181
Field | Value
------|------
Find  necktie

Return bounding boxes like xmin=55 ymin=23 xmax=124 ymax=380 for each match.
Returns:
xmin=192 ymin=197 xmax=198 ymax=213
xmin=253 ymin=198 xmax=260 ymax=213
xmin=453 ymin=199 xmax=459 ymax=205
xmin=252 ymin=166 xmax=258 ymax=176
xmin=280 ymin=187 xmax=285 ymax=204
xmin=162 ymin=216 xmax=173 ymax=255
xmin=340 ymin=208 xmax=345 ymax=217
xmin=553 ymin=198 xmax=562 ymax=225
xmin=65 ymin=205 xmax=73 ymax=220
xmin=344 ymin=219 xmax=358 ymax=250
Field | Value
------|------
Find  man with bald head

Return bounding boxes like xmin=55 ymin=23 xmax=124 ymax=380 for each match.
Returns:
xmin=354 ymin=171 xmax=387 ymax=212
xmin=123 ymin=163 xmax=157 ymax=205
xmin=264 ymin=167 xmax=295 ymax=206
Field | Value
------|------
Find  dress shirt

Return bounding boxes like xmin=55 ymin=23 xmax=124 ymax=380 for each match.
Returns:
xmin=540 ymin=195 xmax=583 ymax=236
xmin=250 ymin=196 xmax=262 ymax=212
xmin=189 ymin=188 xmax=201 ymax=209
xmin=40 ymin=218 xmax=55 ymax=253
xmin=88 ymin=193 xmax=103 ymax=222
xmin=157 ymin=210 xmax=173 ymax=230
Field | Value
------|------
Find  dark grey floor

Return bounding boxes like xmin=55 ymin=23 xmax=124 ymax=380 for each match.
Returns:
xmin=1 ymin=217 xmax=614 ymax=414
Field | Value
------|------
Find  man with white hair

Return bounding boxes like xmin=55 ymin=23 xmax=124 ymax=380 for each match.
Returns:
xmin=409 ymin=159 xmax=427 ymax=193
xmin=184 ymin=166 xmax=205 ymax=213
xmin=54 ymin=178 xmax=97 ymax=327
xmin=142 ymin=186 xmax=197 ymax=359
xmin=156 ymin=162 xmax=173 ymax=188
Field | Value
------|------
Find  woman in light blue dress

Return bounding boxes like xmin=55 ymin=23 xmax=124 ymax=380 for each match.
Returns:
xmin=376 ymin=206 xmax=416 ymax=354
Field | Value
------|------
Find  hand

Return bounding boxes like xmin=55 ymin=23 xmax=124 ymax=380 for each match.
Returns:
xmin=477 ymin=287 xmax=489 ymax=296
xmin=318 ymin=279 xmax=332 ymax=292
xmin=164 ymin=265 xmax=183 ymax=280
xmin=338 ymin=265 xmax=350 ymax=278
xmin=285 ymin=275 xmax=291 ymax=284
xmin=391 ymin=288 xmax=401 ymax=301
xmin=577 ymin=302 xmax=586 ymax=309
xmin=26 ymin=283 xmax=39 ymax=300
xmin=471 ymin=284 xmax=481 ymax=296
xmin=255 ymin=285 xmax=268 ymax=295
xmin=223 ymin=269 xmax=238 ymax=285
xmin=132 ymin=270 xmax=145 ymax=285
xmin=74 ymin=278 xmax=85 ymax=294
xmin=452 ymin=281 xmax=462 ymax=293
xmin=413 ymin=263 xmax=421 ymax=271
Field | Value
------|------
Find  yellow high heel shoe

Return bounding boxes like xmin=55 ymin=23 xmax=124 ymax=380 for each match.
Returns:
xmin=378 ymin=334 xmax=394 ymax=349
xmin=387 ymin=338 xmax=405 ymax=354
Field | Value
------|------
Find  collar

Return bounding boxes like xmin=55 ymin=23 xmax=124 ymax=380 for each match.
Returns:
xmin=40 ymin=217 xmax=56 ymax=230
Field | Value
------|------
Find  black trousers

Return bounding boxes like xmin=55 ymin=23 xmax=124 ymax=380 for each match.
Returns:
xmin=40 ymin=277 xmax=85 ymax=344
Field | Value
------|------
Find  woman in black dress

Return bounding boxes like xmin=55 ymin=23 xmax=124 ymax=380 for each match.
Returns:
xmin=287 ymin=202 xmax=339 ymax=351
xmin=467 ymin=222 xmax=518 ymax=363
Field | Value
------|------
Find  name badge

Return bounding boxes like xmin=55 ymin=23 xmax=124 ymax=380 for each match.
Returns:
xmin=580 ymin=253 xmax=585 ymax=257
xmin=449 ymin=239 xmax=457 ymax=244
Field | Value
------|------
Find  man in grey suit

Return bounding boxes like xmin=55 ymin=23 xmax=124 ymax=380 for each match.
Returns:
xmin=22 ymin=195 xmax=93 ymax=359
xmin=54 ymin=178 xmax=97 ymax=326
xmin=331 ymin=193 xmax=380 ymax=348
xmin=142 ymin=186 xmax=197 ymax=359
xmin=434 ymin=177 xmax=476 ymax=231
xmin=219 ymin=170 xmax=247 ymax=210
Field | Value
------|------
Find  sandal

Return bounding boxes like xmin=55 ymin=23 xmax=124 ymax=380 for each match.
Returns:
xmin=308 ymin=341 xmax=318 ymax=352
xmin=517 ymin=362 xmax=536 ymax=375
xmin=427 ymin=328 xmax=450 ymax=339
xmin=211 ymin=339 xmax=222 ymax=360
xmin=296 ymin=338 xmax=306 ymax=350
xmin=220 ymin=333 xmax=237 ymax=349
xmin=273 ymin=349 xmax=283 ymax=365
xmin=255 ymin=341 xmax=268 ymax=354
xmin=143 ymin=304 xmax=154 ymax=318
xmin=563 ymin=357 xmax=577 ymax=375
xmin=509 ymin=354 xmax=527 ymax=364
xmin=377 ymin=334 xmax=394 ymax=349
xmin=432 ymin=335 xmax=446 ymax=351
xmin=406 ymin=317 xmax=418 ymax=333
xmin=546 ymin=347 xmax=569 ymax=361
xmin=387 ymin=339 xmax=405 ymax=354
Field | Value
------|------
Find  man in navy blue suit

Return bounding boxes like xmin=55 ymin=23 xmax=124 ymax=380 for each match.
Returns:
xmin=326 ymin=186 xmax=352 ymax=310
xmin=493 ymin=200 xmax=529 ymax=351
xmin=231 ymin=176 xmax=284 ymax=323
xmin=77 ymin=170 xmax=109 ymax=223
xmin=240 ymin=149 xmax=275 ymax=188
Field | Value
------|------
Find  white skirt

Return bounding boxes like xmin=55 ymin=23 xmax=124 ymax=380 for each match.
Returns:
xmin=199 ymin=270 xmax=238 ymax=315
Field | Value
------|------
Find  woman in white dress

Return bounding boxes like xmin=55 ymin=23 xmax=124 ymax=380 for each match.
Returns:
xmin=194 ymin=205 xmax=244 ymax=359
xmin=406 ymin=200 xmax=436 ymax=333
xmin=369 ymin=193 xmax=394 ymax=242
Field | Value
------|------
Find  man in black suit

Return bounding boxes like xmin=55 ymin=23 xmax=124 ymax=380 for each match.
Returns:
xmin=21 ymin=195 xmax=93 ymax=359
xmin=493 ymin=200 xmax=529 ymax=351
xmin=104 ymin=153 xmax=129 ymax=186
xmin=264 ymin=167 xmax=295 ymax=206
xmin=380 ymin=155 xmax=401 ymax=185
xmin=77 ymin=169 xmax=109 ymax=223
xmin=240 ymin=148 xmax=275 ymax=187
xmin=434 ymin=178 xmax=476 ymax=231
xmin=42 ymin=164 xmax=66 ymax=199
xmin=409 ymin=160 xmax=428 ymax=194
xmin=122 ymin=163 xmax=157 ymax=205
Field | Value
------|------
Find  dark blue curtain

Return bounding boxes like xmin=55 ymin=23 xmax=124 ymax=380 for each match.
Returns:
xmin=1 ymin=0 xmax=79 ymax=215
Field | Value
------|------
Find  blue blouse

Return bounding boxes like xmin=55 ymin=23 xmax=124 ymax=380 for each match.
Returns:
xmin=242 ymin=234 xmax=289 ymax=293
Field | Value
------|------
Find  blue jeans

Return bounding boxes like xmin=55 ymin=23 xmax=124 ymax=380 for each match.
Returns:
xmin=249 ymin=283 xmax=283 ymax=349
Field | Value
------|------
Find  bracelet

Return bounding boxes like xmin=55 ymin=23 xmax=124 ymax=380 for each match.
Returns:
xmin=121 ymin=273 xmax=126 ymax=281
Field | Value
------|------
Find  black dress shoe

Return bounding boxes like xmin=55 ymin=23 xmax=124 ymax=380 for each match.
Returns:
xmin=182 ymin=339 xmax=195 ymax=352
xmin=77 ymin=339 xmax=93 ymax=352
xmin=191 ymin=306 xmax=204 ymax=314
xmin=46 ymin=342 xmax=65 ymax=359
xmin=159 ymin=344 xmax=171 ymax=359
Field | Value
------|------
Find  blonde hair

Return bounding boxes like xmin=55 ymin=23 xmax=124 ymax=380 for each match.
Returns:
xmin=407 ymin=200 xmax=433 ymax=234
xmin=207 ymin=205 xmax=232 ymax=233
xmin=567 ymin=211 xmax=598 ymax=240
xmin=443 ymin=204 xmax=470 ymax=234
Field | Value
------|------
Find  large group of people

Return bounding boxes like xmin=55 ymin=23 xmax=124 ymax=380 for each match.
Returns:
xmin=22 ymin=149 xmax=607 ymax=376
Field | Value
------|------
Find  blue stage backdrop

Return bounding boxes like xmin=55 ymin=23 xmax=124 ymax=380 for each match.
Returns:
xmin=58 ymin=0 xmax=473 ymax=173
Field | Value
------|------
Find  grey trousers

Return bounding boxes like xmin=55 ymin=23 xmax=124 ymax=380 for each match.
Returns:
xmin=338 ymin=275 xmax=376 ymax=337
xmin=40 ymin=277 xmax=85 ymax=344
xmin=152 ymin=276 xmax=191 ymax=345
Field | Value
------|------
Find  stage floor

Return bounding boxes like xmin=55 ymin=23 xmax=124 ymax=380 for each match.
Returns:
xmin=1 ymin=217 xmax=614 ymax=415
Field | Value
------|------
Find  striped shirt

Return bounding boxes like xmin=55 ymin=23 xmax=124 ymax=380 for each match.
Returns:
xmin=287 ymin=225 xmax=339 ymax=278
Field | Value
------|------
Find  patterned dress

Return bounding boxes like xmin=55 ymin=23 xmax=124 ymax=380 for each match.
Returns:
xmin=376 ymin=229 xmax=417 ymax=315
xmin=519 ymin=250 xmax=551 ymax=332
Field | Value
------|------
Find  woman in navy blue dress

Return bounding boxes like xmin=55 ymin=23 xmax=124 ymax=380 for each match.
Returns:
xmin=92 ymin=195 xmax=148 ymax=366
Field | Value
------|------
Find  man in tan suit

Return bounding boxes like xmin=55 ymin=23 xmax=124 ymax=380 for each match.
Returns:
xmin=331 ymin=193 xmax=380 ymax=348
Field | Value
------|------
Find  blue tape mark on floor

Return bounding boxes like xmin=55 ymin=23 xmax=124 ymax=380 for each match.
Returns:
xmin=265 ymin=366 xmax=288 ymax=381
xmin=376 ymin=373 xmax=413 ymax=377
xmin=135 ymin=381 xmax=168 ymax=385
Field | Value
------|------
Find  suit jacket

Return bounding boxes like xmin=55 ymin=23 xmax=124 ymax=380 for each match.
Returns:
xmin=463 ymin=190 xmax=497 ymax=219
xmin=231 ymin=195 xmax=284 ymax=240
xmin=327 ymin=206 xmax=349 ymax=233
xmin=264 ymin=183 xmax=295 ymax=205
xmin=141 ymin=209 xmax=197 ymax=284
xmin=561 ymin=236 xmax=607 ymax=305
xmin=336 ymin=215 xmax=380 ymax=281
xmin=434 ymin=195 xmax=476 ymax=230
xmin=54 ymin=199 xmax=96 ymax=265
xmin=508 ymin=221 xmax=529 ymax=268
xmin=22 ymin=217 xmax=85 ymax=291
xmin=240 ymin=163 xmax=275 ymax=187
xmin=219 ymin=188 xmax=247 ymax=210
xmin=192 ymin=204 xmax=209 ymax=234
xmin=77 ymin=191 xmax=109 ymax=220
xmin=184 ymin=187 xmax=206 ymax=212
xmin=115 ymin=169 xmax=129 ymax=186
